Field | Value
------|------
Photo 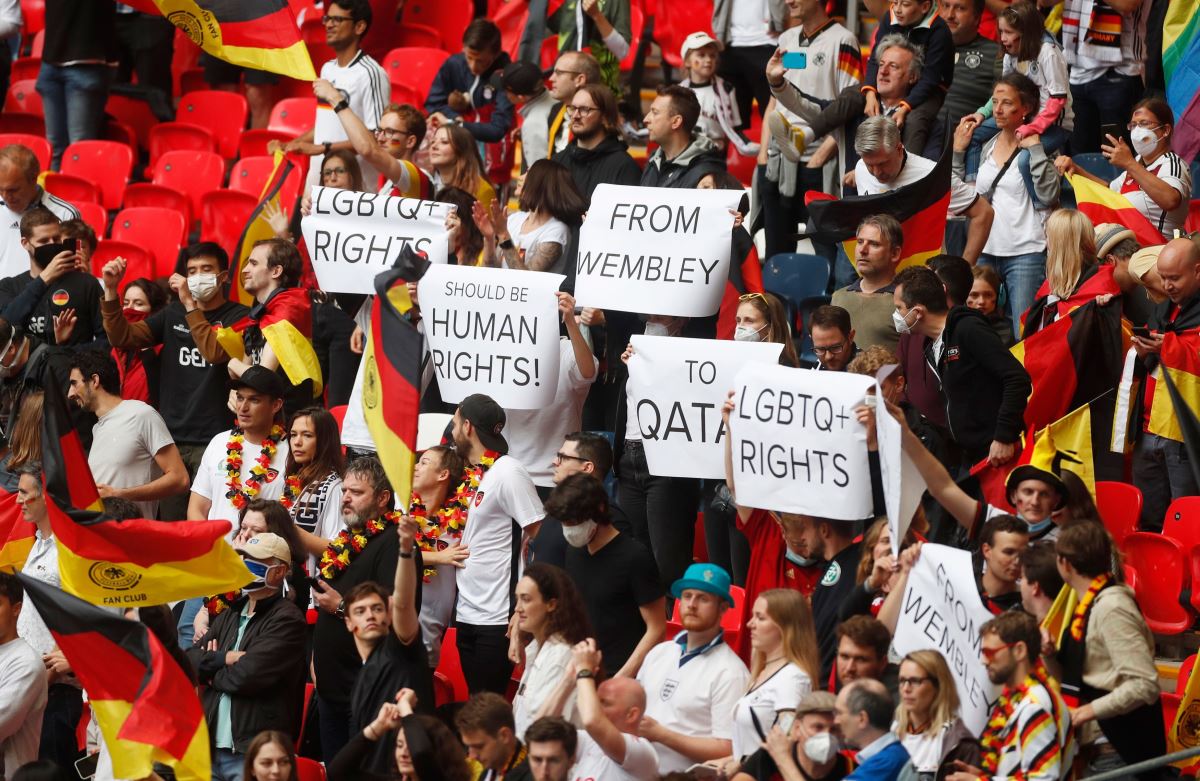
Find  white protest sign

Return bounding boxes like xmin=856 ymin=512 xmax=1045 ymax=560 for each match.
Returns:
xmin=574 ymin=184 xmax=740 ymax=317
xmin=628 ymin=336 xmax=783 ymax=479
xmin=874 ymin=372 xmax=925 ymax=556
xmin=300 ymin=185 xmax=453 ymax=294
xmin=419 ymin=264 xmax=565 ymax=409
xmin=892 ymin=544 xmax=999 ymax=735
xmin=729 ymin=363 xmax=873 ymax=519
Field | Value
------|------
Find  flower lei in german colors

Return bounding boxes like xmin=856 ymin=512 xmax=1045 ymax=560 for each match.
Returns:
xmin=407 ymin=450 xmax=499 ymax=582
xmin=225 ymin=425 xmax=285 ymax=510
xmin=206 ymin=590 xmax=240 ymax=615
xmin=278 ymin=475 xmax=303 ymax=511
xmin=978 ymin=659 xmax=1056 ymax=774
xmin=1069 ymin=573 xmax=1110 ymax=641
xmin=319 ymin=511 xmax=402 ymax=581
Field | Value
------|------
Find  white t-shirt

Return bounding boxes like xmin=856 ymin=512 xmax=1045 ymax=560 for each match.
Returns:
xmin=290 ymin=472 xmax=343 ymax=577
xmin=975 ymin=146 xmax=1049 ymax=256
xmin=455 ymin=455 xmax=545 ymax=626
xmin=89 ymin=399 xmax=175 ymax=520
xmin=901 ymin=722 xmax=954 ymax=773
xmin=855 ymin=151 xmax=978 ymax=216
xmin=505 ymin=212 xmax=571 ymax=275
xmin=1004 ymin=39 xmax=1074 ymax=131
xmin=729 ymin=0 xmax=777 ymax=47
xmin=0 ymin=189 xmax=79 ymax=279
xmin=311 ymin=50 xmax=390 ymax=188
xmin=513 ymin=637 xmax=576 ymax=735
xmin=731 ymin=664 xmax=813 ymax=759
xmin=690 ymin=82 xmax=737 ymax=148
xmin=571 ymin=729 xmax=660 ymax=781
xmin=505 ymin=338 xmax=597 ymax=486
xmin=0 ymin=637 xmax=47 ymax=778
xmin=192 ymin=428 xmax=289 ymax=533
xmin=637 ymin=638 xmax=750 ymax=772
xmin=1111 ymin=152 xmax=1192 ymax=237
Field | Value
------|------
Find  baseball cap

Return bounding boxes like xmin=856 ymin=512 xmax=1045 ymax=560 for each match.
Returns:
xmin=795 ymin=690 xmax=838 ymax=715
xmin=229 ymin=365 xmax=286 ymax=399
xmin=1094 ymin=223 xmax=1136 ymax=259
xmin=490 ymin=61 xmax=545 ymax=96
xmin=680 ymin=31 xmax=722 ymax=62
xmin=1005 ymin=465 xmax=1067 ymax=511
xmin=236 ymin=532 xmax=292 ymax=565
xmin=458 ymin=393 xmax=509 ymax=455
xmin=670 ymin=562 xmax=734 ymax=605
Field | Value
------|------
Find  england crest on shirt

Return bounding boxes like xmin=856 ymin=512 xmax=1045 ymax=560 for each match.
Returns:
xmin=661 ymin=679 xmax=679 ymax=701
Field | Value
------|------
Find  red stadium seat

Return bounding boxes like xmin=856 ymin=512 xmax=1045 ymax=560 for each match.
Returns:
xmin=390 ymin=82 xmax=422 ymax=108
xmin=91 ymin=239 xmax=155 ymax=281
xmin=434 ymin=627 xmax=469 ymax=705
xmin=104 ymin=94 xmax=160 ymax=152
xmin=0 ymin=112 xmax=44 ymax=136
xmin=4 ymin=79 xmax=42 ymax=116
xmin=42 ymin=172 xmax=99 ymax=206
xmin=104 ymin=119 xmax=138 ymax=151
xmin=655 ymin=0 xmax=715 ymax=69
xmin=296 ymin=683 xmax=315 ymax=751
xmin=152 ymin=149 xmax=225 ymax=217
xmin=395 ymin=22 xmax=444 ymax=49
xmin=1095 ymin=481 xmax=1142 ymax=545
xmin=230 ymin=155 xmax=301 ymax=215
xmin=178 ymin=68 xmax=208 ymax=97
xmin=295 ymin=758 xmax=325 ymax=781
xmin=238 ymin=128 xmax=291 ymax=159
xmin=60 ymin=140 xmax=134 ymax=210
xmin=301 ymin=18 xmax=336 ymax=70
xmin=122 ymin=183 xmax=192 ymax=226
xmin=382 ymin=47 xmax=450 ymax=105
xmin=328 ymin=404 xmax=348 ymax=433
xmin=20 ymin=0 xmax=44 ymax=35
xmin=111 ymin=207 xmax=187 ymax=278
xmin=404 ymin=0 xmax=472 ymax=50
xmin=1122 ymin=532 xmax=1194 ymax=635
xmin=1162 ymin=495 xmax=1200 ymax=556
xmin=148 ymin=122 xmax=215 ymax=168
xmin=10 ymin=57 xmax=40 ymax=84
xmin=1187 ymin=200 xmax=1200 ymax=235
xmin=175 ymin=90 xmax=249 ymax=159
xmin=0 ymin=133 xmax=50 ymax=170
xmin=74 ymin=201 xmax=107 ymax=236
xmin=726 ymin=144 xmax=755 ymax=187
xmin=198 ymin=189 xmax=259 ymax=260
xmin=267 ymin=97 xmax=317 ymax=138
xmin=29 ymin=30 xmax=44 ymax=58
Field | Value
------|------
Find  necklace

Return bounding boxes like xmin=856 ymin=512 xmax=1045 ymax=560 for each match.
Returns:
xmin=319 ymin=510 xmax=402 ymax=581
xmin=224 ymin=425 xmax=284 ymax=511
xmin=408 ymin=450 xmax=499 ymax=582
xmin=279 ymin=475 xmax=303 ymax=510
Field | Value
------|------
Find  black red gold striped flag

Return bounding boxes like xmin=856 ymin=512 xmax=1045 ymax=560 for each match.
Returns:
xmin=231 ymin=153 xmax=296 ymax=307
xmin=216 ymin=285 xmax=323 ymax=396
xmin=362 ymin=247 xmax=430 ymax=509
xmin=16 ymin=573 xmax=211 ymax=781
xmin=121 ymin=0 xmax=315 ymax=81
xmin=0 ymin=482 xmax=31 ymax=571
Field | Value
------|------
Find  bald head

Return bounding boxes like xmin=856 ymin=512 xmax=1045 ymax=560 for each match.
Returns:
xmin=597 ymin=677 xmax=646 ymax=734
xmin=1156 ymin=237 xmax=1200 ymax=305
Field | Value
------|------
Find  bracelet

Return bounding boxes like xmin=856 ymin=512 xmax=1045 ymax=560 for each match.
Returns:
xmin=499 ymin=238 xmax=515 ymax=250
xmin=576 ymin=669 xmax=595 ymax=680
xmin=399 ymin=548 xmax=414 ymax=559
xmin=333 ymin=99 xmax=350 ymax=113
xmin=323 ymin=142 xmax=332 ymax=155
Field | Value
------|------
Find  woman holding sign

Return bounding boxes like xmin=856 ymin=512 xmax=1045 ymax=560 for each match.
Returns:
xmin=893 ymin=650 xmax=981 ymax=781
xmin=474 ymin=159 xmax=586 ymax=275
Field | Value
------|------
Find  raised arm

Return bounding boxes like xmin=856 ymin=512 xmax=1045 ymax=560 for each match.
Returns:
xmin=392 ymin=517 xmax=422 ymax=645
xmin=573 ymin=639 xmax=632 ymax=762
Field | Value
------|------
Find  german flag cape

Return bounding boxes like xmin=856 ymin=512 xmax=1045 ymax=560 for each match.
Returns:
xmin=121 ymin=0 xmax=315 ymax=81
xmin=1147 ymin=330 xmax=1200 ymax=447
xmin=1159 ymin=361 xmax=1200 ymax=490
xmin=232 ymin=152 xmax=296 ymax=307
xmin=362 ymin=247 xmax=429 ymax=509
xmin=1021 ymin=263 xmax=1122 ymax=338
xmin=215 ymin=286 xmax=323 ymax=396
xmin=0 ymin=479 xmax=31 ymax=571
xmin=806 ymin=147 xmax=951 ymax=273
xmin=1066 ymin=173 xmax=1165 ymax=249
xmin=16 ymin=574 xmax=211 ymax=781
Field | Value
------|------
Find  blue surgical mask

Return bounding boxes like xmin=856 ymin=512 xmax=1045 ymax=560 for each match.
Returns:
xmin=785 ymin=548 xmax=819 ymax=568
xmin=1024 ymin=517 xmax=1053 ymax=536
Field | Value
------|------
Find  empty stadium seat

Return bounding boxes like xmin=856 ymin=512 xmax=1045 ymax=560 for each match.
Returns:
xmin=104 ymin=119 xmax=138 ymax=151
xmin=295 ymin=758 xmax=325 ymax=781
xmin=395 ymin=22 xmax=444 ymax=48
xmin=238 ymin=128 xmax=291 ymax=158
xmin=199 ymin=189 xmax=260 ymax=261
xmin=60 ymin=140 xmax=133 ymax=210
xmin=122 ymin=183 xmax=192 ymax=226
xmin=382 ymin=47 xmax=449 ymax=105
xmin=0 ymin=133 xmax=50 ymax=170
xmin=20 ymin=0 xmax=44 ymax=35
xmin=0 ymin=112 xmax=44 ymax=136
xmin=403 ymin=0 xmax=472 ymax=50
xmin=434 ymin=627 xmax=469 ymax=706
xmin=148 ymin=122 xmax=215 ymax=168
xmin=1162 ymin=495 xmax=1200 ymax=555
xmin=10 ymin=57 xmax=40 ymax=84
xmin=90 ymin=240 xmax=155 ymax=282
xmin=267 ymin=97 xmax=317 ymax=138
xmin=1095 ymin=481 xmax=1142 ymax=545
xmin=4 ymin=79 xmax=42 ymax=116
xmin=74 ymin=201 xmax=107 ymax=236
xmin=1122 ymin=532 xmax=1194 ymax=635
xmin=42 ymin=172 xmax=100 ymax=206
xmin=111 ymin=207 xmax=187 ymax=279
xmin=151 ymin=149 xmax=225 ymax=217
xmin=104 ymin=94 xmax=161 ymax=152
xmin=175 ymin=90 xmax=249 ymax=158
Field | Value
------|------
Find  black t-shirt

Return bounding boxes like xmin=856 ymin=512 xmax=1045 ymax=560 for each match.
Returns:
xmin=351 ymin=632 xmax=434 ymax=774
xmin=0 ymin=270 xmax=104 ymax=345
xmin=812 ymin=541 xmax=863 ymax=684
xmin=565 ymin=532 xmax=663 ymax=675
xmin=143 ymin=300 xmax=250 ymax=445
xmin=739 ymin=745 xmax=853 ymax=781
xmin=531 ymin=504 xmax=634 ymax=568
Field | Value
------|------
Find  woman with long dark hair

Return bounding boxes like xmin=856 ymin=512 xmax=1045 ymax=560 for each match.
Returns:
xmin=280 ymin=406 xmax=345 ymax=567
xmin=111 ymin=277 xmax=168 ymax=405
xmin=475 ymin=158 xmax=586 ymax=274
xmin=330 ymin=690 xmax=472 ymax=781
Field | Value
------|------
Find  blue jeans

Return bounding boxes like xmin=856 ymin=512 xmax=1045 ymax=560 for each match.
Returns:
xmin=36 ymin=62 xmax=112 ymax=169
xmin=1132 ymin=432 xmax=1199 ymax=530
xmin=212 ymin=748 xmax=245 ymax=781
xmin=176 ymin=597 xmax=204 ymax=649
xmin=964 ymin=119 xmax=1069 ymax=182
xmin=1070 ymin=69 xmax=1142 ymax=154
xmin=978 ymin=251 xmax=1045 ymax=337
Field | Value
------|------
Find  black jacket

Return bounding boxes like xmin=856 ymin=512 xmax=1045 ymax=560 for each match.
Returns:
xmin=553 ymin=134 xmax=643 ymax=206
xmin=935 ymin=306 xmax=1031 ymax=460
xmin=187 ymin=593 xmax=307 ymax=753
xmin=638 ymin=133 xmax=727 ymax=189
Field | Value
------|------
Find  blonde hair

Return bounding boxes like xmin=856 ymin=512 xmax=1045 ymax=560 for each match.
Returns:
xmin=847 ymin=345 xmax=900 ymax=378
xmin=1045 ymin=209 xmax=1097 ymax=300
xmin=749 ymin=589 xmax=821 ymax=688
xmin=894 ymin=650 xmax=960 ymax=735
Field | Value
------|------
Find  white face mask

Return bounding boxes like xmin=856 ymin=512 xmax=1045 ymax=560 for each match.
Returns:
xmin=644 ymin=321 xmax=671 ymax=337
xmin=734 ymin=324 xmax=766 ymax=342
xmin=803 ymin=731 xmax=840 ymax=764
xmin=892 ymin=308 xmax=915 ymax=335
xmin=1130 ymin=126 xmax=1160 ymax=159
xmin=562 ymin=520 xmax=598 ymax=547
xmin=187 ymin=273 xmax=220 ymax=303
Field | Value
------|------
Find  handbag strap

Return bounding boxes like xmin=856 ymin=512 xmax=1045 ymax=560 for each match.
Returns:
xmin=983 ymin=146 xmax=1021 ymax=204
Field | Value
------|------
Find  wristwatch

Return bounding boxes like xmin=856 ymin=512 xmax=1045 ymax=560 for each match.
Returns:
xmin=322 ymin=142 xmax=332 ymax=156
xmin=333 ymin=99 xmax=350 ymax=113
xmin=498 ymin=238 xmax=515 ymax=250
xmin=334 ymin=599 xmax=345 ymax=619
xmin=399 ymin=548 xmax=414 ymax=559
xmin=576 ymin=669 xmax=595 ymax=680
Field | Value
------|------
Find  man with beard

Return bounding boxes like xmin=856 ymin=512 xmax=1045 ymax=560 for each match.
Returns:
xmin=552 ymin=83 xmax=642 ymax=206
xmin=311 ymin=456 xmax=400 ymax=763
xmin=798 ymin=517 xmax=862 ymax=683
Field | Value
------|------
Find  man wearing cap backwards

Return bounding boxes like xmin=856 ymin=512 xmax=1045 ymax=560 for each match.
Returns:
xmin=451 ymin=393 xmax=545 ymax=695
xmin=495 ymin=61 xmax=555 ymax=170
xmin=732 ymin=690 xmax=852 ymax=781
xmin=636 ymin=562 xmax=750 ymax=773
xmin=187 ymin=533 xmax=307 ymax=781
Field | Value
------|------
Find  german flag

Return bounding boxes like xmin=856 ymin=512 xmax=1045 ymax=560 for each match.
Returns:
xmin=717 ymin=230 xmax=764 ymax=340
xmin=837 ymin=42 xmax=865 ymax=82
xmin=16 ymin=574 xmax=210 ymax=781
xmin=806 ymin=146 xmax=951 ymax=273
xmin=1157 ymin=361 xmax=1200 ymax=490
xmin=1029 ymin=402 xmax=1096 ymax=495
xmin=0 ymin=487 xmax=32 ymax=571
xmin=362 ymin=247 xmax=429 ymax=509
xmin=1066 ymin=173 xmax=1165 ymax=249
xmin=231 ymin=153 xmax=297 ymax=307
xmin=121 ymin=0 xmax=315 ymax=81
xmin=216 ymin=286 xmax=323 ymax=396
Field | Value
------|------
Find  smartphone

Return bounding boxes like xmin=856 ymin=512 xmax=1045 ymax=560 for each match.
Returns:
xmin=64 ymin=238 xmax=78 ymax=253
xmin=75 ymin=752 xmax=99 ymax=780
xmin=1100 ymin=123 xmax=1122 ymax=144
xmin=1132 ymin=326 xmax=1152 ymax=339
xmin=776 ymin=709 xmax=797 ymax=734
xmin=781 ymin=51 xmax=807 ymax=70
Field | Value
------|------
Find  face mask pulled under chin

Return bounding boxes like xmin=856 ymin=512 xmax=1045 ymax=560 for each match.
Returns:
xmin=785 ymin=548 xmax=819 ymax=568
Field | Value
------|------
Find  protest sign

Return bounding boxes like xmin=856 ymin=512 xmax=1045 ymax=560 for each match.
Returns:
xmin=300 ymin=186 xmax=453 ymax=294
xmin=874 ymin=371 xmax=926 ymax=555
xmin=574 ymin=184 xmax=740 ymax=317
xmin=892 ymin=544 xmax=999 ymax=735
xmin=627 ymin=336 xmax=783 ymax=479
xmin=729 ymin=363 xmax=873 ymax=519
xmin=419 ymin=264 xmax=565 ymax=409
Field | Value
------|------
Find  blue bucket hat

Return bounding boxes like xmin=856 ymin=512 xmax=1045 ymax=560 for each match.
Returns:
xmin=670 ymin=562 xmax=733 ymax=605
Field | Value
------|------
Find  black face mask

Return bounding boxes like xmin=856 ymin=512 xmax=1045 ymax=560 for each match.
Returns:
xmin=33 ymin=242 xmax=69 ymax=269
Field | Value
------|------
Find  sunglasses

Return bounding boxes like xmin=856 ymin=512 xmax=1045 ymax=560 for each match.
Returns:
xmin=980 ymin=642 xmax=1016 ymax=662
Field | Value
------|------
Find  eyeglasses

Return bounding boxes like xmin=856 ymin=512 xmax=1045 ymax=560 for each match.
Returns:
xmin=898 ymin=676 xmax=933 ymax=688
xmin=322 ymin=13 xmax=354 ymax=25
xmin=553 ymin=68 xmax=581 ymax=77
xmin=980 ymin=642 xmax=1016 ymax=662
xmin=554 ymin=451 xmax=591 ymax=464
xmin=813 ymin=342 xmax=847 ymax=355
xmin=566 ymin=105 xmax=598 ymax=117
xmin=322 ymin=167 xmax=348 ymax=179
xmin=1127 ymin=121 xmax=1163 ymax=131
xmin=375 ymin=128 xmax=410 ymax=140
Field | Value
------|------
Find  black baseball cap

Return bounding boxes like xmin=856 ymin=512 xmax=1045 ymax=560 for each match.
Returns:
xmin=1005 ymin=465 xmax=1067 ymax=511
xmin=490 ymin=61 xmax=545 ymax=97
xmin=458 ymin=393 xmax=508 ymax=455
xmin=229 ymin=365 xmax=286 ymax=399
